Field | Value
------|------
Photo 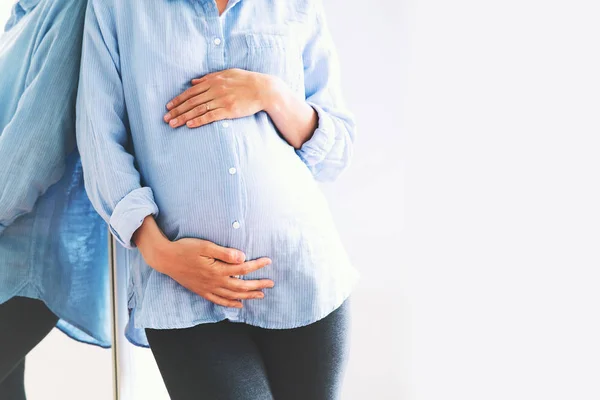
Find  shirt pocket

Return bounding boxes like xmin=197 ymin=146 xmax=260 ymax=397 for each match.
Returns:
xmin=243 ymin=32 xmax=304 ymax=94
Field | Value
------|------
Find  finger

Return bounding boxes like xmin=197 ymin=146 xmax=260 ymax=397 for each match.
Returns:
xmin=186 ymin=108 xmax=228 ymax=128
xmin=223 ymin=257 xmax=272 ymax=276
xmin=205 ymin=292 xmax=243 ymax=308
xmin=191 ymin=75 xmax=211 ymax=86
xmin=164 ymin=89 xmax=213 ymax=124
xmin=166 ymin=82 xmax=211 ymax=111
xmin=213 ymin=287 xmax=265 ymax=301
xmin=224 ymin=277 xmax=275 ymax=292
xmin=201 ymin=242 xmax=245 ymax=264
xmin=172 ymin=98 xmax=226 ymax=128
xmin=191 ymin=70 xmax=228 ymax=85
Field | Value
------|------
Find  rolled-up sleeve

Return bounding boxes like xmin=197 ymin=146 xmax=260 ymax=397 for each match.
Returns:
xmin=0 ymin=0 xmax=86 ymax=236
xmin=76 ymin=0 xmax=158 ymax=249
xmin=295 ymin=0 xmax=357 ymax=182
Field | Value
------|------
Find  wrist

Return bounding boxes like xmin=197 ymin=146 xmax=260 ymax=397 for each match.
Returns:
xmin=132 ymin=215 xmax=172 ymax=273
xmin=258 ymin=73 xmax=285 ymax=115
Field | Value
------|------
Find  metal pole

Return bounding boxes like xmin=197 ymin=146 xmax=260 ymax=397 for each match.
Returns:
xmin=109 ymin=230 xmax=120 ymax=400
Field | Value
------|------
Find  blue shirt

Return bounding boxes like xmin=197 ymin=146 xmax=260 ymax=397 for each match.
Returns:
xmin=0 ymin=0 xmax=110 ymax=347
xmin=76 ymin=0 xmax=360 ymax=347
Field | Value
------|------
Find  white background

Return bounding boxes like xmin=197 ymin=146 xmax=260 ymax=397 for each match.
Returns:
xmin=3 ymin=0 xmax=600 ymax=399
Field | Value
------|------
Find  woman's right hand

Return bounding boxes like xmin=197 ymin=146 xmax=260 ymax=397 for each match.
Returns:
xmin=132 ymin=216 xmax=274 ymax=308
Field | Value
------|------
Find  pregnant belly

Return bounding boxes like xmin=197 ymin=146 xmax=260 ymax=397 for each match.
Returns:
xmin=147 ymin=130 xmax=327 ymax=244
xmin=242 ymin=135 xmax=325 ymax=220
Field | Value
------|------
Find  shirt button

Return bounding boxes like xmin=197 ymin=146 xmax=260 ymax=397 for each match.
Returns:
xmin=222 ymin=121 xmax=229 ymax=128
xmin=229 ymin=167 xmax=237 ymax=175
xmin=213 ymin=37 xmax=222 ymax=46
xmin=232 ymin=221 xmax=241 ymax=229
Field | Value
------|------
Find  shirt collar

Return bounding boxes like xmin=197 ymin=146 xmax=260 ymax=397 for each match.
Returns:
xmin=198 ymin=0 xmax=243 ymax=14
xmin=18 ymin=0 xmax=42 ymax=12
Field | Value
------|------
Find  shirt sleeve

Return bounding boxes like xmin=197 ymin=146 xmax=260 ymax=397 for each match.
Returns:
xmin=76 ymin=0 xmax=158 ymax=249
xmin=295 ymin=0 xmax=357 ymax=183
xmin=0 ymin=0 xmax=86 ymax=236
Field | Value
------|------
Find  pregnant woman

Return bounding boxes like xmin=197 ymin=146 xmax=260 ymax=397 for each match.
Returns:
xmin=0 ymin=0 xmax=110 ymax=398
xmin=77 ymin=0 xmax=360 ymax=398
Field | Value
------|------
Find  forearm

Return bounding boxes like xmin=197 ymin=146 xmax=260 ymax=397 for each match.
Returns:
xmin=132 ymin=215 xmax=171 ymax=273
xmin=261 ymin=75 xmax=319 ymax=150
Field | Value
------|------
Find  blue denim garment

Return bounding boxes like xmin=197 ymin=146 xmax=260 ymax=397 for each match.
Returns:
xmin=76 ymin=0 xmax=360 ymax=347
xmin=0 ymin=0 xmax=110 ymax=347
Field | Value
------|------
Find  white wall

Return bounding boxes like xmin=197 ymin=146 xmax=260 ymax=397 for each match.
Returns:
xmin=399 ymin=0 xmax=600 ymax=399
xmin=25 ymin=330 xmax=112 ymax=400
xmin=0 ymin=5 xmax=113 ymax=400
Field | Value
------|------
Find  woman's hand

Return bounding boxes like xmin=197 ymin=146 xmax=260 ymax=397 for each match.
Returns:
xmin=164 ymin=68 xmax=319 ymax=149
xmin=133 ymin=216 xmax=275 ymax=308
xmin=163 ymin=68 xmax=272 ymax=129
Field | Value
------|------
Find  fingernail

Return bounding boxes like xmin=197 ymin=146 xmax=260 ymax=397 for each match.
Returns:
xmin=167 ymin=102 xmax=173 ymax=109
xmin=186 ymin=121 xmax=194 ymax=127
xmin=163 ymin=113 xmax=171 ymax=122
xmin=170 ymin=118 xmax=178 ymax=126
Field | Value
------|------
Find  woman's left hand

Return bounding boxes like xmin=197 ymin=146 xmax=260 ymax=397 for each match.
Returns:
xmin=163 ymin=68 xmax=271 ymax=128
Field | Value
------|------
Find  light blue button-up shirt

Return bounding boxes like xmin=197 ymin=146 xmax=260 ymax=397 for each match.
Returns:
xmin=0 ymin=0 xmax=110 ymax=347
xmin=77 ymin=0 xmax=360 ymax=346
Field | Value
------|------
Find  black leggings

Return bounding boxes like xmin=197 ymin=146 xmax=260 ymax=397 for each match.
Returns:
xmin=0 ymin=297 xmax=59 ymax=400
xmin=146 ymin=298 xmax=352 ymax=400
